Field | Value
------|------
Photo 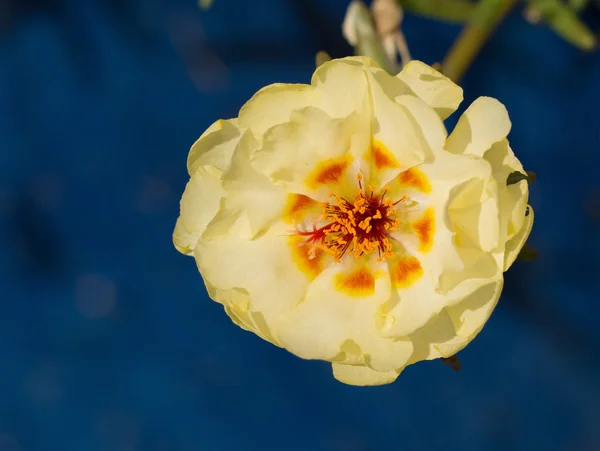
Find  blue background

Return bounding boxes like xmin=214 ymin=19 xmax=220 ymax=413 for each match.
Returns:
xmin=1 ymin=1 xmax=599 ymax=450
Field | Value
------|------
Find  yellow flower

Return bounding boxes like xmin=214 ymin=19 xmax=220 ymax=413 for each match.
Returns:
xmin=173 ymin=57 xmax=533 ymax=386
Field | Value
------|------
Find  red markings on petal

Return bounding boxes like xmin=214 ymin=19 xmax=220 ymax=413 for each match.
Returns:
xmin=370 ymin=140 xmax=400 ymax=170
xmin=399 ymin=167 xmax=431 ymax=193
xmin=306 ymin=154 xmax=353 ymax=188
xmin=288 ymin=235 xmax=327 ymax=280
xmin=413 ymin=207 xmax=435 ymax=252
xmin=391 ymin=256 xmax=423 ymax=288
xmin=282 ymin=193 xmax=321 ymax=224
xmin=334 ymin=266 xmax=376 ymax=297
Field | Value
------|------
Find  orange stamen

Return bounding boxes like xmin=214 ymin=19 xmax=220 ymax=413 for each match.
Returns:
xmin=292 ymin=176 xmax=406 ymax=261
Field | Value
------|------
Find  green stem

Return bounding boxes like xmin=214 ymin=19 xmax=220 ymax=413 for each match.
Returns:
xmin=442 ymin=0 xmax=519 ymax=83
xmin=398 ymin=0 xmax=475 ymax=23
xmin=567 ymin=0 xmax=589 ymax=12
xmin=528 ymin=0 xmax=596 ymax=51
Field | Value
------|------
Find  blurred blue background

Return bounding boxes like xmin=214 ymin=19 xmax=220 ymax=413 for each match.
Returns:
xmin=1 ymin=0 xmax=599 ymax=450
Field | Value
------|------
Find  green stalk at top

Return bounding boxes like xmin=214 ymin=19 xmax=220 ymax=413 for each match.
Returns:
xmin=442 ymin=0 xmax=519 ymax=83
xmin=528 ymin=0 xmax=596 ymax=51
xmin=399 ymin=0 xmax=475 ymax=23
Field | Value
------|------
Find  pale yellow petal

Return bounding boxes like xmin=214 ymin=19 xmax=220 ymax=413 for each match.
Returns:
xmin=395 ymin=94 xmax=448 ymax=158
xmin=450 ymin=195 xmax=500 ymax=253
xmin=238 ymin=83 xmax=316 ymax=141
xmin=396 ymin=60 xmax=463 ymax=120
xmin=195 ymin=226 xmax=310 ymax=329
xmin=380 ymin=265 xmax=500 ymax=338
xmin=224 ymin=305 xmax=254 ymax=332
xmin=173 ymin=165 xmax=225 ymax=255
xmin=332 ymin=363 xmax=400 ymax=386
xmin=378 ymin=271 xmax=446 ymax=337
xmin=485 ymin=139 xmax=525 ymax=183
xmin=504 ymin=205 xmax=534 ymax=271
xmin=446 ymin=97 xmax=512 ymax=158
xmin=483 ymin=139 xmax=530 ymax=246
xmin=311 ymin=57 xmax=372 ymax=119
xmin=446 ymin=279 xmax=503 ymax=340
xmin=414 ymin=152 xmax=494 ymax=283
xmin=364 ymin=73 xmax=447 ymax=187
xmin=251 ymin=107 xmax=369 ymax=201
xmin=210 ymin=284 xmax=282 ymax=345
xmin=221 ymin=132 xmax=287 ymax=237
xmin=503 ymin=182 xmax=529 ymax=240
xmin=275 ymin=260 xmax=413 ymax=372
xmin=407 ymin=309 xmax=467 ymax=364
xmin=187 ymin=119 xmax=241 ymax=175
xmin=416 ymin=151 xmax=504 ymax=293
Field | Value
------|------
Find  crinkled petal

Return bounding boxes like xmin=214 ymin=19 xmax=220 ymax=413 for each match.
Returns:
xmin=311 ymin=57 xmax=372 ymax=119
xmin=276 ymin=259 xmax=413 ymax=372
xmin=504 ymin=205 xmax=534 ymax=270
xmin=380 ymin=262 xmax=500 ymax=338
xmin=450 ymin=195 xmax=500 ymax=253
xmin=446 ymin=97 xmax=511 ymax=158
xmin=222 ymin=132 xmax=287 ymax=237
xmin=362 ymin=74 xmax=447 ymax=187
xmin=485 ymin=139 xmax=525 ymax=183
xmin=205 ymin=282 xmax=282 ymax=346
xmin=415 ymin=151 xmax=498 ymax=290
xmin=187 ymin=119 xmax=241 ymax=175
xmin=195 ymin=224 xmax=310 ymax=329
xmin=446 ymin=279 xmax=503 ymax=340
xmin=251 ymin=107 xmax=369 ymax=201
xmin=173 ymin=165 xmax=225 ymax=255
xmin=379 ymin=269 xmax=445 ymax=337
xmin=332 ymin=363 xmax=400 ymax=386
xmin=238 ymin=83 xmax=317 ymax=141
xmin=483 ymin=139 xmax=530 ymax=246
xmin=407 ymin=309 xmax=467 ymax=364
xmin=396 ymin=60 xmax=463 ymax=120
xmin=394 ymin=94 xmax=447 ymax=161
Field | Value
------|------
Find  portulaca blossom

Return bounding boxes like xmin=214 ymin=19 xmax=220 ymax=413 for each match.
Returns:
xmin=173 ymin=57 xmax=533 ymax=386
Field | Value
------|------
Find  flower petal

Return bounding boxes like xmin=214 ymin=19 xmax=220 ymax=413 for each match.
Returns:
xmin=450 ymin=196 xmax=500 ymax=253
xmin=195 ymin=225 xmax=310 ymax=329
xmin=187 ymin=119 xmax=241 ymax=175
xmin=364 ymin=76 xmax=447 ymax=186
xmin=380 ymin=259 xmax=499 ymax=338
xmin=483 ymin=139 xmax=530 ymax=246
xmin=222 ymin=132 xmax=287 ymax=237
xmin=396 ymin=60 xmax=463 ymax=120
xmin=332 ymin=363 xmax=400 ymax=386
xmin=416 ymin=151 xmax=501 ymax=292
xmin=218 ymin=289 xmax=282 ymax=346
xmin=504 ymin=205 xmax=534 ymax=270
xmin=445 ymin=97 xmax=511 ymax=158
xmin=311 ymin=57 xmax=373 ymax=119
xmin=275 ymin=260 xmax=413 ymax=372
xmin=446 ymin=279 xmax=503 ymax=340
xmin=407 ymin=309 xmax=467 ymax=363
xmin=238 ymin=83 xmax=316 ymax=141
xmin=173 ymin=165 xmax=225 ymax=255
xmin=251 ymin=107 xmax=369 ymax=201
xmin=378 ymin=267 xmax=445 ymax=337
xmin=394 ymin=94 xmax=448 ymax=160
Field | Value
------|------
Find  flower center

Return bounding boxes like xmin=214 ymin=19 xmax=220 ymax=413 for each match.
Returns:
xmin=295 ymin=174 xmax=404 ymax=262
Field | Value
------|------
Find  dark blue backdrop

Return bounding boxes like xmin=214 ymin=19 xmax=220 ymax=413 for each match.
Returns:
xmin=1 ymin=1 xmax=599 ymax=450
